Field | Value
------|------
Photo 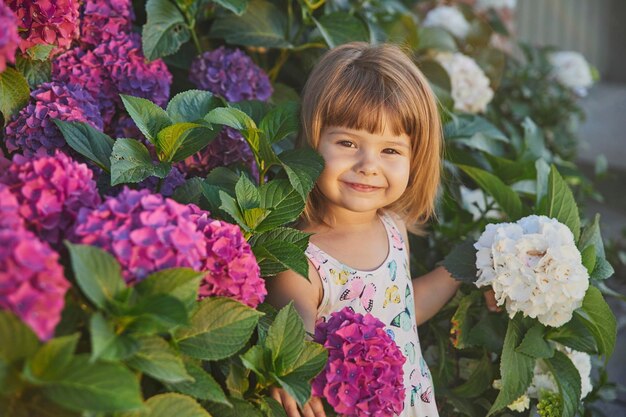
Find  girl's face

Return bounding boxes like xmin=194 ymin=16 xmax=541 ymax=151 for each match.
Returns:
xmin=316 ymin=119 xmax=411 ymax=217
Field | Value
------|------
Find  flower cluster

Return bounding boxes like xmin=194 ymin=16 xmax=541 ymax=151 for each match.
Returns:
xmin=189 ymin=47 xmax=272 ymax=102
xmin=4 ymin=82 xmax=103 ymax=157
xmin=313 ymin=307 xmax=406 ymax=417
xmin=528 ymin=344 xmax=592 ymax=400
xmin=475 ymin=0 xmax=518 ymax=11
xmin=53 ymin=33 xmax=171 ymax=126
xmin=435 ymin=52 xmax=494 ymax=114
xmin=0 ymin=183 xmax=23 ymax=230
xmin=0 ymin=2 xmax=19 ymax=72
xmin=548 ymin=51 xmax=594 ymax=97
xmin=138 ymin=167 xmax=186 ymax=197
xmin=195 ymin=212 xmax=265 ymax=308
xmin=80 ymin=0 xmax=134 ymax=46
xmin=474 ymin=215 xmax=589 ymax=327
xmin=536 ymin=391 xmax=562 ymax=417
xmin=1 ymin=152 xmax=101 ymax=248
xmin=6 ymin=0 xmax=79 ymax=56
xmin=178 ymin=127 xmax=256 ymax=178
xmin=423 ymin=6 xmax=471 ymax=39
xmin=0 ymin=227 xmax=69 ymax=341
xmin=73 ymin=188 xmax=207 ymax=284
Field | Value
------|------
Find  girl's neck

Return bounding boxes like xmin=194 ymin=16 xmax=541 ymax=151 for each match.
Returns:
xmin=316 ymin=207 xmax=382 ymax=234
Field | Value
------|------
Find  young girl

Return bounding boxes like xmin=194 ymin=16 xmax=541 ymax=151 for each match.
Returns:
xmin=268 ymin=42 xmax=494 ymax=417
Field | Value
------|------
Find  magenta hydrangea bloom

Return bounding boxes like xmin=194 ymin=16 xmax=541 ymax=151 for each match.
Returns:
xmin=0 ymin=183 xmax=24 ymax=230
xmin=0 ymin=2 xmax=19 ymax=72
xmin=189 ymin=47 xmax=272 ymax=102
xmin=1 ymin=151 xmax=101 ymax=248
xmin=4 ymin=81 xmax=104 ymax=157
xmin=0 ymin=226 xmax=69 ymax=341
xmin=72 ymin=188 xmax=208 ymax=284
xmin=7 ymin=0 xmax=79 ymax=56
xmin=313 ymin=308 xmax=406 ymax=417
xmin=194 ymin=211 xmax=265 ymax=308
xmin=177 ymin=127 xmax=256 ymax=178
xmin=80 ymin=0 xmax=134 ymax=46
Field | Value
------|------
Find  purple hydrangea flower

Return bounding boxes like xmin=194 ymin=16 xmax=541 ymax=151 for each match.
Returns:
xmin=1 ymin=151 xmax=101 ymax=249
xmin=7 ymin=0 xmax=79 ymax=56
xmin=4 ymin=81 xmax=104 ymax=157
xmin=313 ymin=307 xmax=406 ymax=417
xmin=138 ymin=167 xmax=186 ymax=197
xmin=80 ymin=0 xmax=134 ymax=46
xmin=0 ymin=183 xmax=24 ymax=230
xmin=0 ymin=2 xmax=19 ymax=72
xmin=72 ymin=188 xmax=208 ymax=284
xmin=108 ymin=114 xmax=144 ymax=140
xmin=189 ymin=47 xmax=272 ymax=102
xmin=177 ymin=127 xmax=257 ymax=178
xmin=194 ymin=211 xmax=265 ymax=308
xmin=0 ymin=226 xmax=69 ymax=341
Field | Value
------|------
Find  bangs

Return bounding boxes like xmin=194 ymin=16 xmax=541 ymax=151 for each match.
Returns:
xmin=317 ymin=65 xmax=418 ymax=140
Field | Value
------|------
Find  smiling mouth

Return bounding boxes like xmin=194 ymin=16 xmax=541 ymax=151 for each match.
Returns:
xmin=342 ymin=182 xmax=383 ymax=192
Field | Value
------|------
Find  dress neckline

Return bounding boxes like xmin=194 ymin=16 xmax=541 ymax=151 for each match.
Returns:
xmin=307 ymin=212 xmax=395 ymax=274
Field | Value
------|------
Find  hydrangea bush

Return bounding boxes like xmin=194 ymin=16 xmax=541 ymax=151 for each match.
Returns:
xmin=0 ymin=0 xmax=618 ymax=416
xmin=0 ymin=2 xmax=19 ymax=72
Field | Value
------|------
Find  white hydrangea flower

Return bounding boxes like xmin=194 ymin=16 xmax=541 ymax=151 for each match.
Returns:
xmin=435 ymin=52 xmax=494 ymax=114
xmin=548 ymin=51 xmax=594 ymax=96
xmin=507 ymin=394 xmax=530 ymax=412
xmin=528 ymin=344 xmax=593 ymax=400
xmin=423 ymin=6 xmax=471 ymax=39
xmin=475 ymin=0 xmax=517 ymax=11
xmin=474 ymin=215 xmax=589 ymax=327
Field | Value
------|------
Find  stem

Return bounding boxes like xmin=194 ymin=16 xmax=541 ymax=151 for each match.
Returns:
xmin=268 ymin=49 xmax=290 ymax=81
xmin=293 ymin=42 xmax=327 ymax=51
xmin=190 ymin=28 xmax=203 ymax=55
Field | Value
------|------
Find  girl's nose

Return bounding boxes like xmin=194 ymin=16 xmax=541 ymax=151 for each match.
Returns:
xmin=355 ymin=151 xmax=379 ymax=176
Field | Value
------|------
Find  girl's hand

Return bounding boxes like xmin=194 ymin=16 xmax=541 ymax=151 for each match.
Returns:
xmin=483 ymin=288 xmax=502 ymax=312
xmin=270 ymin=386 xmax=326 ymax=417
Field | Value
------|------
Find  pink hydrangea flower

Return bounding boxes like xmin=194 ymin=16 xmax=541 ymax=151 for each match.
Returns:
xmin=0 ymin=226 xmax=69 ymax=341
xmin=313 ymin=307 xmax=406 ymax=417
xmin=4 ymin=81 xmax=104 ymax=157
xmin=7 ymin=0 xmax=79 ymax=56
xmin=194 ymin=212 xmax=265 ymax=308
xmin=80 ymin=0 xmax=134 ymax=46
xmin=0 ymin=183 xmax=24 ymax=230
xmin=1 ymin=151 xmax=101 ymax=249
xmin=0 ymin=2 xmax=19 ymax=72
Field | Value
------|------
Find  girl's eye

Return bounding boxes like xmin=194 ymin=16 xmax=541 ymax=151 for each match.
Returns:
xmin=337 ymin=140 xmax=355 ymax=148
xmin=382 ymin=148 xmax=400 ymax=155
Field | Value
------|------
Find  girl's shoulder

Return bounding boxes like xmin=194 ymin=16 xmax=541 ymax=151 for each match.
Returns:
xmin=381 ymin=210 xmax=410 ymax=243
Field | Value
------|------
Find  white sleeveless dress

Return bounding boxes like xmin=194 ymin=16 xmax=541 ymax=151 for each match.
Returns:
xmin=305 ymin=212 xmax=439 ymax=417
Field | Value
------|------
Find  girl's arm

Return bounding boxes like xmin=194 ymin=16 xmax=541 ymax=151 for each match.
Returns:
xmin=412 ymin=266 xmax=461 ymax=326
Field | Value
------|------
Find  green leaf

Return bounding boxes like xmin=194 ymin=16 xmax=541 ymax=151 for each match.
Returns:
xmin=417 ymin=26 xmax=457 ymax=52
xmin=273 ymin=373 xmax=311 ymax=408
xmin=240 ymin=345 xmax=270 ymax=381
xmin=15 ymin=54 xmax=51 ymax=87
xmin=205 ymin=166 xmax=240 ymax=195
xmin=487 ymin=315 xmax=534 ymax=416
xmin=578 ymin=214 xmax=605 ymax=258
xmin=256 ymin=180 xmax=305 ymax=231
xmin=128 ymin=294 xmax=189 ymax=330
xmin=544 ymin=165 xmax=580 ymax=241
xmin=279 ymin=148 xmax=324 ymax=200
xmin=257 ymin=397 xmax=288 ymax=417
xmin=171 ymin=126 xmax=220 ymax=162
xmin=66 ymin=243 xmax=125 ymax=310
xmin=580 ymin=245 xmax=597 ymax=276
xmin=26 ymin=44 xmax=55 ymax=60
xmin=243 ymin=207 xmax=271 ymax=230
xmin=458 ymin=164 xmax=523 ymax=220
xmin=143 ymin=0 xmax=191 ymax=60
xmin=465 ymin=314 xmax=507 ymax=353
xmin=205 ymin=107 xmax=257 ymax=140
xmin=442 ymin=238 xmax=477 ymax=283
xmin=516 ymin=323 xmax=554 ymax=358
xmin=312 ymin=12 xmax=369 ymax=48
xmin=166 ymin=90 xmax=220 ymax=123
xmin=252 ymin=235 xmax=309 ymax=278
xmin=214 ymin=0 xmax=250 ymax=15
xmin=545 ymin=314 xmax=597 ymax=354
xmin=53 ymin=119 xmax=115 ymax=171
xmin=451 ymin=354 xmax=494 ymax=398
xmin=135 ymin=268 xmax=204 ymax=312
xmin=266 ymin=303 xmax=305 ymax=373
xmin=120 ymin=95 xmax=172 ymax=143
xmin=235 ymin=173 xmax=260 ymax=211
xmin=0 ymin=67 xmax=30 ymax=122
xmin=545 ymin=351 xmax=581 ymax=417
xmin=37 ymin=355 xmax=143 ymax=412
xmin=231 ymin=100 xmax=272 ymax=124
xmin=259 ymin=101 xmax=299 ymax=144
xmin=225 ymin=357 xmax=249 ymax=396
xmin=174 ymin=297 xmax=263 ymax=361
xmin=209 ymin=0 xmax=292 ymax=48
xmin=164 ymin=362 xmax=230 ymax=405
xmin=27 ymin=334 xmax=79 ymax=380
xmin=520 ymin=118 xmax=549 ymax=162
xmin=126 ymin=336 xmax=192 ymax=383
xmin=206 ymin=397 xmax=262 ymax=417
xmin=155 ymin=122 xmax=205 ymax=161
xmin=444 ymin=115 xmax=508 ymax=142
xmin=90 ymin=313 xmax=138 ymax=362
xmin=0 ymin=312 xmax=39 ymax=363
xmin=110 ymin=139 xmax=170 ymax=185
xmin=535 ymin=158 xmax=551 ymax=208
xmin=284 ymin=341 xmax=327 ymax=379
xmin=590 ymin=257 xmax=614 ymax=281
xmin=576 ymin=286 xmax=616 ymax=358
xmin=219 ymin=190 xmax=249 ymax=230
xmin=449 ymin=291 xmax=482 ymax=349
xmin=119 ymin=393 xmax=212 ymax=417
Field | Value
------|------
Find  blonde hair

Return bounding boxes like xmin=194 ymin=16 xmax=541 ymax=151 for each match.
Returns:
xmin=299 ymin=42 xmax=442 ymax=234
